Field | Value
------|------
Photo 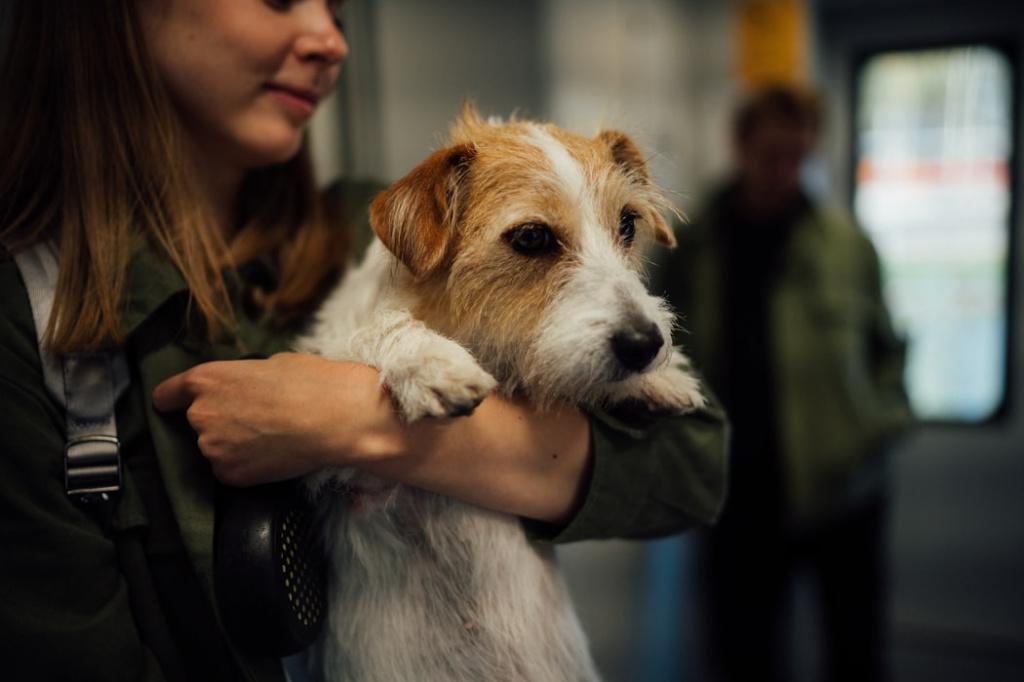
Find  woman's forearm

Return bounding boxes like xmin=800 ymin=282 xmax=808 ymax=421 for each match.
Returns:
xmin=356 ymin=393 xmax=593 ymax=524
xmin=153 ymin=354 xmax=594 ymax=523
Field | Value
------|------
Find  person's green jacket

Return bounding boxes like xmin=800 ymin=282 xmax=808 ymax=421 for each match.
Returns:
xmin=0 ymin=181 xmax=727 ymax=681
xmin=657 ymin=193 xmax=911 ymax=523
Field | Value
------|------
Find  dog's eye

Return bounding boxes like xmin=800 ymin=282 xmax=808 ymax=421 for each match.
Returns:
xmin=619 ymin=210 xmax=637 ymax=246
xmin=505 ymin=223 xmax=558 ymax=256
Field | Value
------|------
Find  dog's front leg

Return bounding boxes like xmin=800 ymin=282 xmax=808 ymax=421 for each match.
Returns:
xmin=348 ymin=307 xmax=498 ymax=422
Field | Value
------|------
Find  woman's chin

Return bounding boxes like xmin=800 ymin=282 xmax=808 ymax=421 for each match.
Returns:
xmin=239 ymin=138 xmax=305 ymax=170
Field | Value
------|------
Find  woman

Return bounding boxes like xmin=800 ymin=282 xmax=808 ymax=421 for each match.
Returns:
xmin=0 ymin=1 xmax=727 ymax=680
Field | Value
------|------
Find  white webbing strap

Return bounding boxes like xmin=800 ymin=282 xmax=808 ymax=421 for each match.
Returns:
xmin=9 ymin=238 xmax=128 ymax=501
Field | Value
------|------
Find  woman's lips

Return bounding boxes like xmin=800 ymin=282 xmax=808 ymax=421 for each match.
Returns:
xmin=265 ymin=84 xmax=319 ymax=118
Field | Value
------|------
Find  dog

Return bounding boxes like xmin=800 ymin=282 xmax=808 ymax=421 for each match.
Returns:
xmin=297 ymin=106 xmax=704 ymax=681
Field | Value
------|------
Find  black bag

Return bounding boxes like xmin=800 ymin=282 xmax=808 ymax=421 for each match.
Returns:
xmin=215 ymin=480 xmax=329 ymax=657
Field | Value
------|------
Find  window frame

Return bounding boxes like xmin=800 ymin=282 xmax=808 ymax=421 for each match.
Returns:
xmin=848 ymin=38 xmax=1020 ymax=425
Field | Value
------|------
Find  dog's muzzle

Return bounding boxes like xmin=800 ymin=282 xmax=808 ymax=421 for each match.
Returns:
xmin=610 ymin=320 xmax=664 ymax=373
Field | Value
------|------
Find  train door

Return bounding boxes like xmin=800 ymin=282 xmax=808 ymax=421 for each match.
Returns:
xmin=817 ymin=1 xmax=1024 ymax=679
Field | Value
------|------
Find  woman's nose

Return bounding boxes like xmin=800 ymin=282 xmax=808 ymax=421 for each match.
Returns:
xmin=295 ymin=8 xmax=349 ymax=65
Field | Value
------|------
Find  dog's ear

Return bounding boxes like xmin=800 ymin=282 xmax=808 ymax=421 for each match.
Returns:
xmin=369 ymin=143 xmax=476 ymax=279
xmin=598 ymin=129 xmax=652 ymax=182
xmin=597 ymin=129 xmax=676 ymax=248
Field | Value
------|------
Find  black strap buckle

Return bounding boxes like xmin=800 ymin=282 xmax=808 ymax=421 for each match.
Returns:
xmin=65 ymin=435 xmax=122 ymax=503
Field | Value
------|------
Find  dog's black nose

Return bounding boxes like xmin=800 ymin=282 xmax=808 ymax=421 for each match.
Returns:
xmin=611 ymin=322 xmax=664 ymax=373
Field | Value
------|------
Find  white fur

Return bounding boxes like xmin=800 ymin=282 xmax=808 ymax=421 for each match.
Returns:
xmin=525 ymin=124 xmax=586 ymax=202
xmin=298 ymin=124 xmax=704 ymax=682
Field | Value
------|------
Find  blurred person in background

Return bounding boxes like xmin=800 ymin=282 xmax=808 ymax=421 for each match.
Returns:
xmin=657 ymin=85 xmax=912 ymax=682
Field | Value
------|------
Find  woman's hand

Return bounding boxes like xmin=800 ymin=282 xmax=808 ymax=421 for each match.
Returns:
xmin=153 ymin=353 xmax=594 ymax=524
xmin=152 ymin=353 xmax=398 ymax=486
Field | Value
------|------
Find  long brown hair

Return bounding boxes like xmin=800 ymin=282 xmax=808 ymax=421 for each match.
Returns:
xmin=0 ymin=0 xmax=349 ymax=353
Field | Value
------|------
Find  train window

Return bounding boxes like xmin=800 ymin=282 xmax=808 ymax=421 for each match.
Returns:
xmin=853 ymin=45 xmax=1014 ymax=422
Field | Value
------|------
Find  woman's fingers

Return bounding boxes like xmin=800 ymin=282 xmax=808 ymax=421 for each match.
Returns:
xmin=152 ymin=367 xmax=202 ymax=412
xmin=148 ymin=355 xmax=391 ymax=485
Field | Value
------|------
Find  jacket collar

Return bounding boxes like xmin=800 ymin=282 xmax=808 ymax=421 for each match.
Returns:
xmin=120 ymin=236 xmax=190 ymax=340
xmin=120 ymin=237 xmax=283 ymax=348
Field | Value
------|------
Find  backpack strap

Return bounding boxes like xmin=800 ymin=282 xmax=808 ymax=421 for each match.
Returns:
xmin=9 ymin=237 xmax=129 ymax=503
xmin=8 ymin=237 xmax=195 ymax=680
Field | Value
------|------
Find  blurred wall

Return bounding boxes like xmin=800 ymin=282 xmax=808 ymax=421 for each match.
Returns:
xmin=329 ymin=0 xmax=546 ymax=183
xmin=330 ymin=0 xmax=740 ymax=201
xmin=542 ymin=0 xmax=735 ymax=200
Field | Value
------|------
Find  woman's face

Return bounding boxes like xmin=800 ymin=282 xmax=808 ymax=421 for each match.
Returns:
xmin=141 ymin=0 xmax=347 ymax=171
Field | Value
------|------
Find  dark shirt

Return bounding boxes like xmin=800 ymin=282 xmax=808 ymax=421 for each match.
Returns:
xmin=715 ymin=184 xmax=810 ymax=526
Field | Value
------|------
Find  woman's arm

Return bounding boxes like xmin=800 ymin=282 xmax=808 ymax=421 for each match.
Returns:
xmin=153 ymin=350 xmax=729 ymax=536
xmin=364 ymin=393 xmax=593 ymax=525
xmin=153 ymin=353 xmax=592 ymax=523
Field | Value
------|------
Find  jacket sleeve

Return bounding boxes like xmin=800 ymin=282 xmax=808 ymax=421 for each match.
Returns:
xmin=537 ymin=397 xmax=729 ymax=543
xmin=0 ymin=259 xmax=168 ymax=681
xmin=860 ymin=234 xmax=913 ymax=435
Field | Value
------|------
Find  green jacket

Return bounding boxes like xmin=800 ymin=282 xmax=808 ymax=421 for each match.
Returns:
xmin=0 ymin=181 xmax=727 ymax=681
xmin=658 ymin=191 xmax=911 ymax=523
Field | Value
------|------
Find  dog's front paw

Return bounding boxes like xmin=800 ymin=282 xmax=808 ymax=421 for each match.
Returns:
xmin=635 ymin=364 xmax=705 ymax=415
xmin=382 ymin=342 xmax=498 ymax=421
xmin=607 ymin=350 xmax=705 ymax=415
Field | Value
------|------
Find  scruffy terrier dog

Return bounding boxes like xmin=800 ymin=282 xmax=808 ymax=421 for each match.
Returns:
xmin=298 ymin=106 xmax=704 ymax=682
